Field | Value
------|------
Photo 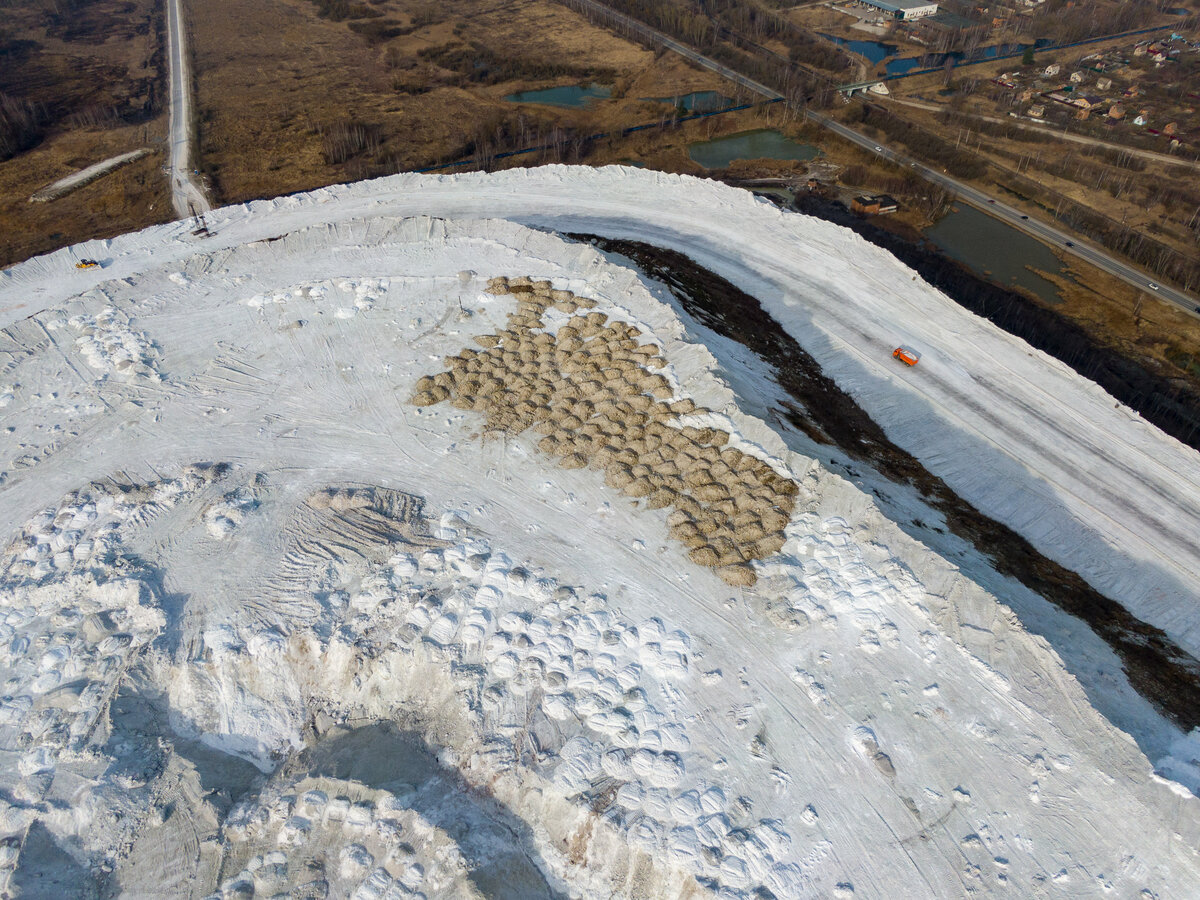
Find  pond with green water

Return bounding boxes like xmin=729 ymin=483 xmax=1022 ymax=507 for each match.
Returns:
xmin=688 ymin=129 xmax=819 ymax=169
xmin=925 ymin=204 xmax=1071 ymax=304
xmin=504 ymin=83 xmax=611 ymax=108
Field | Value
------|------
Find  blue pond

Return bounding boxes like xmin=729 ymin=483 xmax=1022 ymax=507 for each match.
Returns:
xmin=819 ymin=33 xmax=899 ymax=65
xmin=505 ymin=83 xmax=611 ymax=108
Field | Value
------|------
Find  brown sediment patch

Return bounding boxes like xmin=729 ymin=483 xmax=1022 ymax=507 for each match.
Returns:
xmin=411 ymin=276 xmax=799 ymax=587
xmin=582 ymin=235 xmax=1200 ymax=733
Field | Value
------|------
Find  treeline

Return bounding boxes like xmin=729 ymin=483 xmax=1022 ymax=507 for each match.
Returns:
xmin=1032 ymin=0 xmax=1158 ymax=44
xmin=346 ymin=7 xmax=445 ymax=42
xmin=937 ymin=108 xmax=1057 ymax=146
xmin=308 ymin=0 xmax=381 ymax=23
xmin=998 ymin=164 xmax=1200 ymax=291
xmin=0 ymin=92 xmax=45 ymax=161
xmin=559 ymin=0 xmax=846 ymax=105
xmin=34 ymin=0 xmax=105 ymax=29
xmin=849 ymin=103 xmax=989 ymax=179
xmin=321 ymin=119 xmax=382 ymax=165
xmin=697 ymin=0 xmax=849 ymax=73
xmin=794 ymin=192 xmax=1200 ymax=448
xmin=418 ymin=41 xmax=618 ymax=87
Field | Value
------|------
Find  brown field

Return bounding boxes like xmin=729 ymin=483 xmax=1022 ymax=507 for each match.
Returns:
xmin=1036 ymin=255 xmax=1200 ymax=380
xmin=190 ymin=0 xmax=737 ymax=203
xmin=0 ymin=0 xmax=169 ymax=267
xmin=0 ymin=130 xmax=170 ymax=268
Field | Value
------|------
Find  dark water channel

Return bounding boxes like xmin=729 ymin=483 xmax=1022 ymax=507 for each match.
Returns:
xmin=819 ymin=33 xmax=1053 ymax=76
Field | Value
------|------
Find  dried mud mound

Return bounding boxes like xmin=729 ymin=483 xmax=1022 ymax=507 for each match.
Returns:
xmin=412 ymin=276 xmax=798 ymax=587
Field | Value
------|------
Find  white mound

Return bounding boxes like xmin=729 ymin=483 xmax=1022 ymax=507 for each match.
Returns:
xmin=5 ymin=167 xmax=1198 ymax=664
xmin=0 ymin=176 xmax=1196 ymax=897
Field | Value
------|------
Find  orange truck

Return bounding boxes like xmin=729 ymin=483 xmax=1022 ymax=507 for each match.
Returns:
xmin=892 ymin=346 xmax=920 ymax=366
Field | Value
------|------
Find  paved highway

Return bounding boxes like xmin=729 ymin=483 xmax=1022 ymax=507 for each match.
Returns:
xmin=166 ymin=0 xmax=211 ymax=219
xmin=568 ymin=0 xmax=1199 ymax=313
xmin=813 ymin=112 xmax=1199 ymax=313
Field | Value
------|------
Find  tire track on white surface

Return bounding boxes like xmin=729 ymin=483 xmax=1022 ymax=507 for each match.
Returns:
xmin=671 ymin=229 xmax=1199 ymax=584
xmin=818 ymin=294 xmax=1199 ymax=559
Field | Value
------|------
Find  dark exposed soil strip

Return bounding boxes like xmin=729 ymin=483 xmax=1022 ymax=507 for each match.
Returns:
xmin=578 ymin=234 xmax=1200 ymax=733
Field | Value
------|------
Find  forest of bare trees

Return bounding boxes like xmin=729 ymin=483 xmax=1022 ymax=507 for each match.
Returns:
xmin=0 ymin=92 xmax=45 ymax=162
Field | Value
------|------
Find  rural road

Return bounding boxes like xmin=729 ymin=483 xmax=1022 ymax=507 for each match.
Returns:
xmin=568 ymin=0 xmax=1198 ymax=312
xmin=166 ymin=0 xmax=211 ymax=219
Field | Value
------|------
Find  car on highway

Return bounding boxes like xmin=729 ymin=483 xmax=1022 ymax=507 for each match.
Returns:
xmin=1020 ymin=215 xmax=1029 ymax=220
xmin=1148 ymin=283 xmax=1159 ymax=291
xmin=874 ymin=145 xmax=882 ymax=152
xmin=1065 ymin=241 xmax=1074 ymax=247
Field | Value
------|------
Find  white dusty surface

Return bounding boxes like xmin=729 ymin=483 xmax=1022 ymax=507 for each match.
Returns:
xmin=0 ymin=176 xmax=1195 ymax=897
xmin=4 ymin=166 xmax=1197 ymax=662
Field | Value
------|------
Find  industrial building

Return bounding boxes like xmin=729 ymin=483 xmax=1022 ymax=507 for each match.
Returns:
xmin=857 ymin=0 xmax=940 ymax=19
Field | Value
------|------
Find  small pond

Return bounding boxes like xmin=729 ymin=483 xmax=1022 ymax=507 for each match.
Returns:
xmin=504 ymin=83 xmax=611 ymax=108
xmin=819 ymin=33 xmax=899 ymax=65
xmin=925 ymin=204 xmax=1070 ymax=305
xmin=688 ymin=129 xmax=819 ymax=169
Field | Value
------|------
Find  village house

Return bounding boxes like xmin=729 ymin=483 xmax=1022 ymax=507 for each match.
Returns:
xmin=1107 ymin=103 xmax=1125 ymax=120
xmin=1096 ymin=76 xmax=1112 ymax=91
xmin=851 ymin=194 xmax=900 ymax=214
xmin=1027 ymin=104 xmax=1045 ymax=117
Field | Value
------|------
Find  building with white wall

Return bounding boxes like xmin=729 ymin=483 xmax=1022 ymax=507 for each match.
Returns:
xmin=858 ymin=0 xmax=939 ymax=19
